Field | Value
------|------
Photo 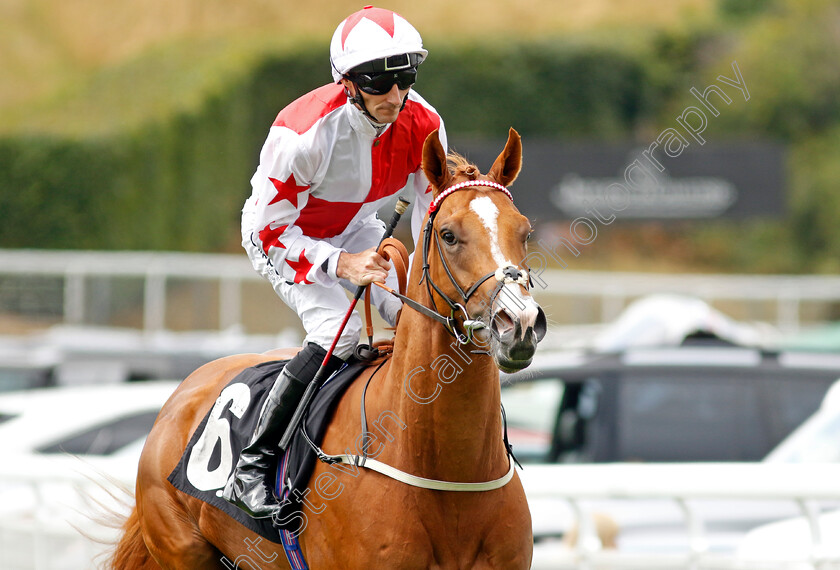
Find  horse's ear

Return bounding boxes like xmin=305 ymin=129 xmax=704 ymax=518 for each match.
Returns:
xmin=488 ymin=128 xmax=522 ymax=187
xmin=422 ymin=130 xmax=451 ymax=196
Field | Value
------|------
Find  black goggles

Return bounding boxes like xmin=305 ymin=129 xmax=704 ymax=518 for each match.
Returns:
xmin=347 ymin=68 xmax=417 ymax=95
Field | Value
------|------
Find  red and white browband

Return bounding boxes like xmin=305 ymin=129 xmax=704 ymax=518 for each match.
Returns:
xmin=427 ymin=180 xmax=513 ymax=215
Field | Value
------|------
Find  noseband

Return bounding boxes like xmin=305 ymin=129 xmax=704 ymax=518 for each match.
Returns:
xmin=420 ymin=180 xmax=532 ymax=345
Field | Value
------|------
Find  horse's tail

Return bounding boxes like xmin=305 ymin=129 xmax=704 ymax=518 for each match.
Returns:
xmin=107 ymin=506 xmax=159 ymax=569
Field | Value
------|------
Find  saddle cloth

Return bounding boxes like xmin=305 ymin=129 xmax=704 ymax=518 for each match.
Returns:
xmin=167 ymin=357 xmax=370 ymax=541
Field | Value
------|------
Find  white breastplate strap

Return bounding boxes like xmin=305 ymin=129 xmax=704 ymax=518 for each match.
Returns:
xmin=322 ymin=453 xmax=516 ymax=492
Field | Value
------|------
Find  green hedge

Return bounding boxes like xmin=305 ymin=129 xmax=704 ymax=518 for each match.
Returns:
xmin=0 ymin=97 xmax=255 ymax=252
xmin=0 ymin=136 xmax=117 ymax=249
xmin=420 ymin=41 xmax=664 ymax=138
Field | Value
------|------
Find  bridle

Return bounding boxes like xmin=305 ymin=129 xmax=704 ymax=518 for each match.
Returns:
xmin=418 ymin=179 xmax=532 ymax=345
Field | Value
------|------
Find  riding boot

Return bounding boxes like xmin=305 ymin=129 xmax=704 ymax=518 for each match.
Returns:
xmin=220 ymin=367 xmax=307 ymax=518
xmin=221 ymin=343 xmax=342 ymax=519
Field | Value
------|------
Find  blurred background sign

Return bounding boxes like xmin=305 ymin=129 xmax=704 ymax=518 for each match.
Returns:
xmin=452 ymin=139 xmax=786 ymax=221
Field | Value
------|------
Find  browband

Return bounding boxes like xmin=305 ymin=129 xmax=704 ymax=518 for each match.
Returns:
xmin=427 ymin=180 xmax=512 ymax=215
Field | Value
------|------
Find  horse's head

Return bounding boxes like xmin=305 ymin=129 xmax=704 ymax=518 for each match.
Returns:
xmin=420 ymin=128 xmax=546 ymax=372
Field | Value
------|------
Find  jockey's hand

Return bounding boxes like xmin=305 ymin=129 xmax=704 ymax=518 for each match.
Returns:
xmin=337 ymin=249 xmax=391 ymax=287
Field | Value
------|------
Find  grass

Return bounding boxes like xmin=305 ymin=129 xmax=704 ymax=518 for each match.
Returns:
xmin=0 ymin=0 xmax=715 ymax=136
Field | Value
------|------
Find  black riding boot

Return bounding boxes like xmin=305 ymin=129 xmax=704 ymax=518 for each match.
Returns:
xmin=220 ymin=367 xmax=306 ymax=518
xmin=221 ymin=343 xmax=340 ymax=518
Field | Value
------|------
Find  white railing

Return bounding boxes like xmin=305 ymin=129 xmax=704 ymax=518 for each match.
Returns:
xmin=521 ymin=463 xmax=840 ymax=570
xmin=0 ymin=249 xmax=259 ymax=332
xmin=2 ymin=249 xmax=840 ymax=334
xmin=528 ymin=269 xmax=840 ymax=332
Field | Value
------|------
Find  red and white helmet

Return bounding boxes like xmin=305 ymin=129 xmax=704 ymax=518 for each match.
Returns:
xmin=330 ymin=6 xmax=427 ymax=82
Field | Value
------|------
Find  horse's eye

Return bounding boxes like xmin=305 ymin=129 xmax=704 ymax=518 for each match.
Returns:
xmin=441 ymin=230 xmax=457 ymax=245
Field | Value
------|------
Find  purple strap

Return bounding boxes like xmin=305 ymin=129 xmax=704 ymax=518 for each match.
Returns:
xmin=276 ymin=450 xmax=309 ymax=570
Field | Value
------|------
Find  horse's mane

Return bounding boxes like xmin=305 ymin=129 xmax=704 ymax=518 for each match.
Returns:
xmin=446 ymin=151 xmax=481 ymax=180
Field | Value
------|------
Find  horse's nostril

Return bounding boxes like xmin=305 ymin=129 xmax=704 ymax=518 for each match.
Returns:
xmin=534 ymin=307 xmax=547 ymax=342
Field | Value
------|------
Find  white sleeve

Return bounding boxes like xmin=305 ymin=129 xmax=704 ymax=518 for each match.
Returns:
xmin=241 ymin=127 xmax=343 ymax=287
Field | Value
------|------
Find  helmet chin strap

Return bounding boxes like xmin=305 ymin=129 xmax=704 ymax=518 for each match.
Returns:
xmin=343 ymin=83 xmax=408 ymax=129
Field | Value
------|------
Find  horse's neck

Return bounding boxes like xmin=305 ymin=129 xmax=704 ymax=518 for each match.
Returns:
xmin=382 ymin=275 xmax=507 ymax=480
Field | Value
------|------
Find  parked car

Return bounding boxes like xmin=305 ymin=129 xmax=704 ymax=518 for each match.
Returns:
xmin=0 ymin=380 xmax=178 ymax=460
xmin=0 ymin=381 xmax=179 ymax=570
xmin=733 ymin=380 xmax=840 ymax=567
xmin=501 ymin=342 xmax=840 ymax=465
xmin=0 ymin=325 xmax=300 ymax=391
xmin=524 ymin=377 xmax=840 ymax=567
xmin=763 ymin=376 xmax=840 ymax=464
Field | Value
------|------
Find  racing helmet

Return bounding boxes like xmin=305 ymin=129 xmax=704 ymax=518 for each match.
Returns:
xmin=330 ymin=6 xmax=427 ymax=82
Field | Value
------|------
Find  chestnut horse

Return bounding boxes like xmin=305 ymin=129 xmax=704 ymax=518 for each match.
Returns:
xmin=108 ymin=128 xmax=545 ymax=569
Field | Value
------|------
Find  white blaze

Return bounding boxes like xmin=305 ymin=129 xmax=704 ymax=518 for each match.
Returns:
xmin=470 ymin=195 xmax=539 ymax=338
xmin=469 ymin=196 xmax=511 ymax=267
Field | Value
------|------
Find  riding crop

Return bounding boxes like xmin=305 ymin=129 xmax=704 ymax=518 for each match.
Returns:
xmin=278 ymin=197 xmax=411 ymax=450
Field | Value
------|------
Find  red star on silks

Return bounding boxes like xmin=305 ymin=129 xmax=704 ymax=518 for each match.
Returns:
xmin=268 ymin=173 xmax=309 ymax=208
xmin=342 ymin=6 xmax=396 ymax=48
xmin=258 ymin=223 xmax=288 ymax=256
xmin=286 ymin=250 xmax=315 ymax=284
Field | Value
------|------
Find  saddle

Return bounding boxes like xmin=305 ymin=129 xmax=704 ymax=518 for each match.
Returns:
xmin=168 ymin=238 xmax=408 ymax=540
xmin=167 ymin=355 xmax=382 ymax=541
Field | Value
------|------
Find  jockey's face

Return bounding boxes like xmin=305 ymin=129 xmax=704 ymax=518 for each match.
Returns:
xmin=341 ymin=79 xmax=408 ymax=124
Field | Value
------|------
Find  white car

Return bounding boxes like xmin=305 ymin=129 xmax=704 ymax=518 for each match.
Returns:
xmin=0 ymin=380 xmax=177 ymax=454
xmin=0 ymin=381 xmax=178 ymax=570
xmin=763 ymin=378 xmax=840 ymax=465
xmin=523 ymin=378 xmax=840 ymax=568
xmin=733 ymin=380 xmax=840 ymax=567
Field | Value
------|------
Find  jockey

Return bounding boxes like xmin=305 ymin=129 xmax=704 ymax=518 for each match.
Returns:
xmin=223 ymin=6 xmax=447 ymax=518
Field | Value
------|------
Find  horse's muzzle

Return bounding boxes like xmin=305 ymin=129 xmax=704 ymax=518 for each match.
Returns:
xmin=489 ymin=298 xmax=546 ymax=373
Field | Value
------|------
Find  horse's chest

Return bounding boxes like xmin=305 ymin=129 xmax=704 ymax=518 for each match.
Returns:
xmin=304 ymin=490 xmax=531 ymax=569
